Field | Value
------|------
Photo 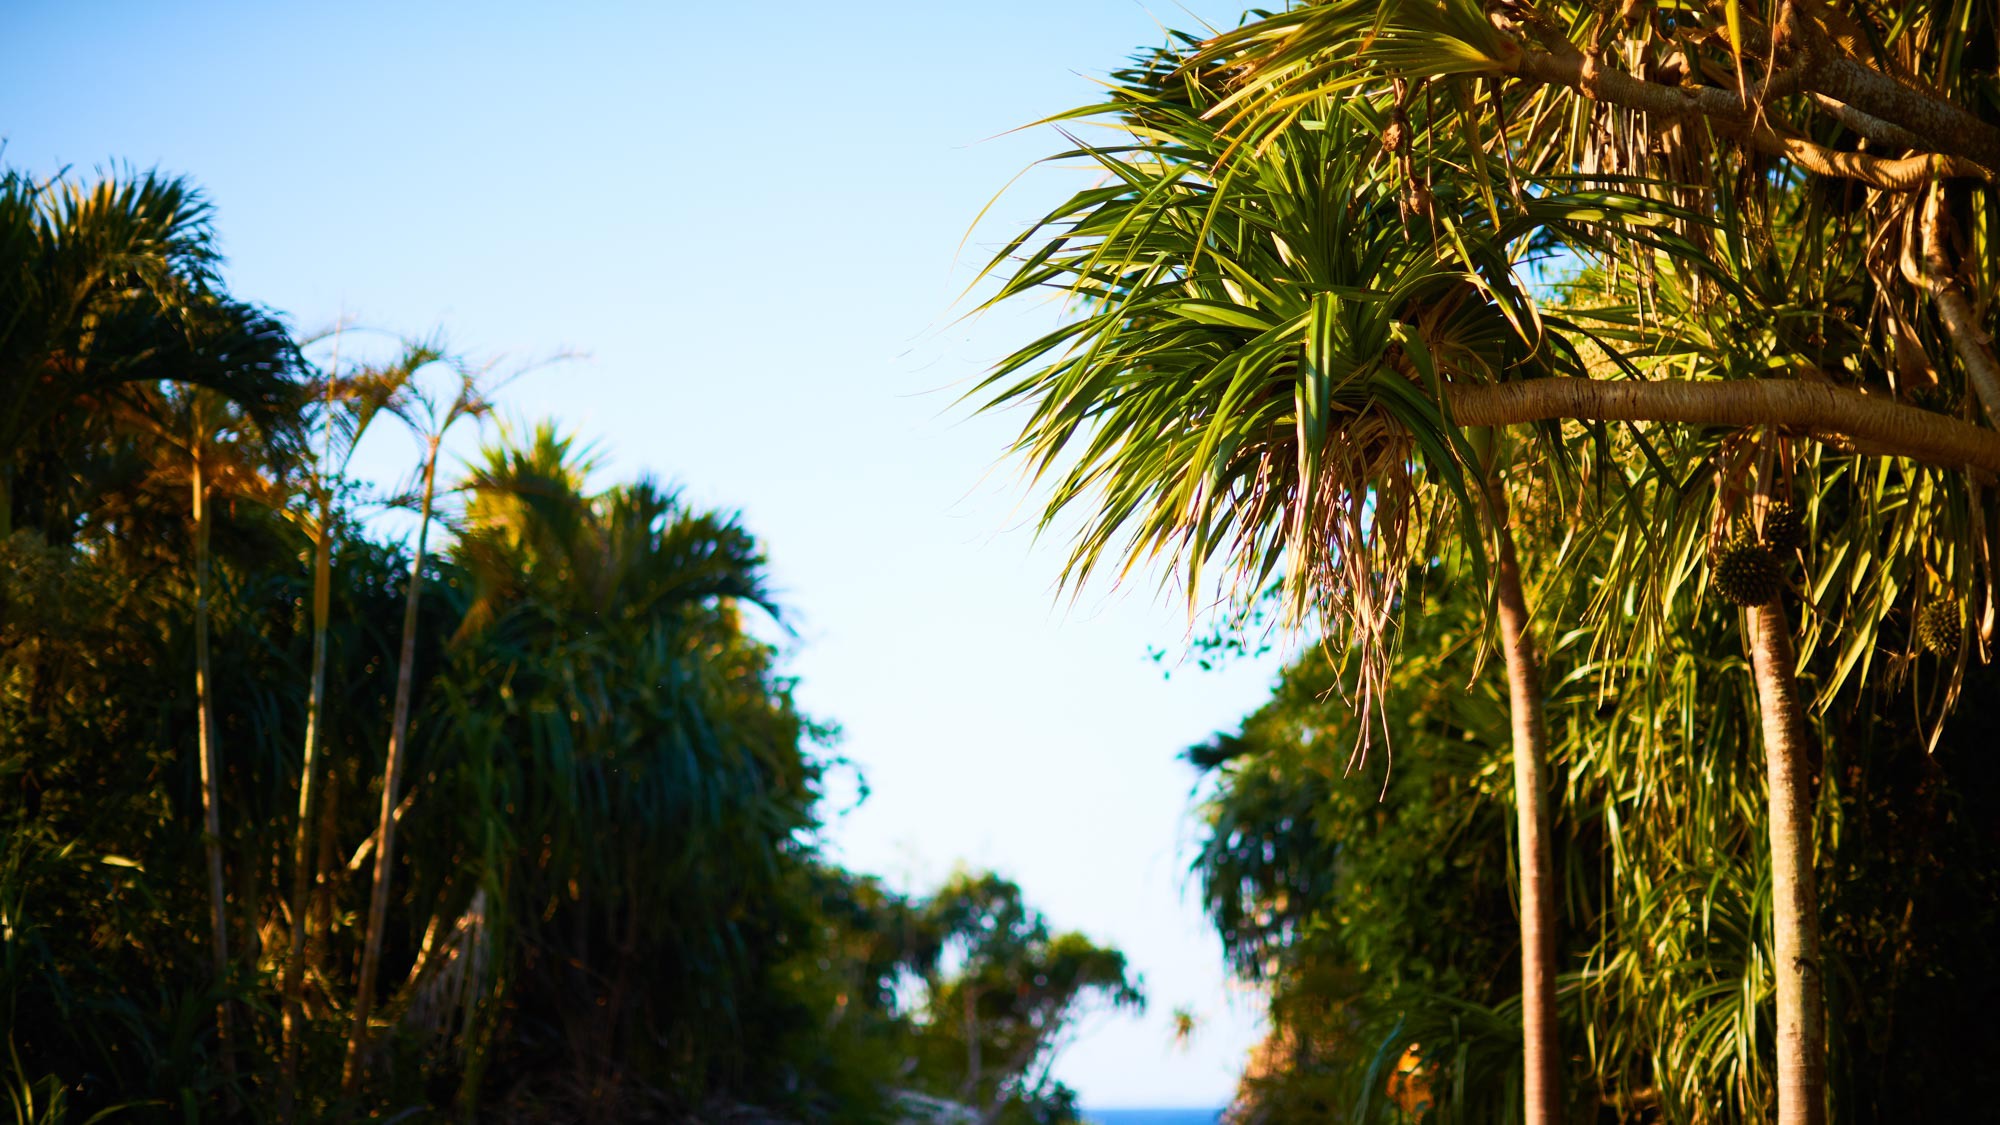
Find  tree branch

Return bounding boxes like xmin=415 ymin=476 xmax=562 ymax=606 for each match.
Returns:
xmin=1507 ymin=38 xmax=1774 ymax=127
xmin=1769 ymin=139 xmax=1979 ymax=192
xmin=1497 ymin=37 xmax=1990 ymax=188
xmin=1915 ymin=184 xmax=2000 ymax=428
xmin=1789 ymin=3 xmax=2000 ymax=174
xmin=1485 ymin=10 xmax=1999 ymax=185
xmin=1447 ymin=378 xmax=2000 ymax=473
xmin=1805 ymin=92 xmax=1929 ymax=153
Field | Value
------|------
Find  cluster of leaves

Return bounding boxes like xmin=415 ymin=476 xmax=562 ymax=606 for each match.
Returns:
xmin=0 ymin=166 xmax=1138 ymax=1123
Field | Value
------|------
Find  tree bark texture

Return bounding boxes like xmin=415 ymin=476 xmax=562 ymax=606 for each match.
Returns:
xmin=1916 ymin=184 xmax=2000 ymax=429
xmin=1489 ymin=7 xmax=2000 ymax=180
xmin=1490 ymin=482 xmax=1562 ymax=1124
xmin=1746 ymin=574 xmax=1827 ymax=1124
xmin=1448 ymin=377 xmax=2000 ymax=473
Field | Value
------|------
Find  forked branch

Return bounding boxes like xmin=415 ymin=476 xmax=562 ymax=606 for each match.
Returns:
xmin=1484 ymin=9 xmax=1998 ymax=186
xmin=1504 ymin=36 xmax=2000 ymax=187
xmin=1912 ymin=184 xmax=2000 ymax=428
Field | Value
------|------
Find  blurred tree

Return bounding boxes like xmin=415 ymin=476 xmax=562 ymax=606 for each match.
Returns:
xmin=0 ymin=170 xmax=293 ymax=543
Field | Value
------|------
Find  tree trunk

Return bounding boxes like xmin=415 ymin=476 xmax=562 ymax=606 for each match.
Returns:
xmin=1747 ymin=593 xmax=1826 ymax=1125
xmin=959 ymin=984 xmax=984 ymax=1102
xmin=1746 ymin=470 xmax=1826 ymax=1124
xmin=1489 ymin=481 xmax=1561 ymax=1124
xmin=310 ymin=742 xmax=343 ymax=970
xmin=343 ymin=438 xmax=441 ymax=1093
xmin=280 ymin=491 xmax=334 ymax=1119
xmin=191 ymin=450 xmax=237 ymax=1090
xmin=1447 ymin=377 xmax=2000 ymax=473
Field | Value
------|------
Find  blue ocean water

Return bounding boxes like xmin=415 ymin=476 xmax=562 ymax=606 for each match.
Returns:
xmin=1082 ymin=1111 xmax=1225 ymax=1125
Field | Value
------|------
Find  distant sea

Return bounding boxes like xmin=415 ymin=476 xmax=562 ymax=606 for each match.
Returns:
xmin=1082 ymin=1111 xmax=1225 ymax=1125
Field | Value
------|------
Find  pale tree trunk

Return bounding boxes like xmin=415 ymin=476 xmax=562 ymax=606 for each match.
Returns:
xmin=279 ymin=489 xmax=334 ymax=1119
xmin=343 ymin=437 xmax=441 ymax=1093
xmin=1747 ymin=585 xmax=1826 ymax=1125
xmin=191 ymin=449 xmax=238 ymax=1091
xmin=1489 ymin=480 xmax=1561 ymax=1124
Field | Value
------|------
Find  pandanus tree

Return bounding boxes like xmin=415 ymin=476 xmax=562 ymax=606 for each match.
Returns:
xmin=429 ymin=424 xmax=819 ymax=1105
xmin=983 ymin=12 xmax=2000 ymax=1118
xmin=971 ymin=47 xmax=1668 ymax=1121
xmin=1161 ymin=2 xmax=2000 ymax=1119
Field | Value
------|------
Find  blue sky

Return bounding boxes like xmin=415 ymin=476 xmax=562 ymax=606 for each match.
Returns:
xmin=5 ymin=1 xmax=1302 ymax=1106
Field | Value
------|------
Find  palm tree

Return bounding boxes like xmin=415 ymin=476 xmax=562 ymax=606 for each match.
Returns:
xmin=342 ymin=350 xmax=491 ymax=1091
xmin=435 ymin=423 xmax=802 ymax=1104
xmin=4 ymin=162 xmax=297 ymax=1098
xmin=277 ymin=334 xmax=432 ymax=1117
xmin=0 ymin=168 xmax=293 ymax=542
xmin=1177 ymin=3 xmax=2000 ymax=1118
xmin=118 ymin=352 xmax=296 ymax=1092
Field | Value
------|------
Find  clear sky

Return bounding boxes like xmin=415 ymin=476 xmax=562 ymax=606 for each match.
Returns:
xmin=5 ymin=1 xmax=1301 ymax=1106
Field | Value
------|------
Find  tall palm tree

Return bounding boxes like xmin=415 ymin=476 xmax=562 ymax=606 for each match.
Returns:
xmin=119 ymin=352 xmax=296 ymax=1091
xmin=342 ymin=351 xmax=491 ymax=1092
xmin=435 ymin=423 xmax=801 ymax=1104
xmin=277 ymin=335 xmax=432 ymax=1117
xmin=4 ymin=163 xmax=296 ymax=1098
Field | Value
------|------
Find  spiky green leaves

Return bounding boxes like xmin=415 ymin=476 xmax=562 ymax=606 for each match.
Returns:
xmin=1917 ymin=599 xmax=1962 ymax=655
xmin=1711 ymin=536 xmax=1785 ymax=606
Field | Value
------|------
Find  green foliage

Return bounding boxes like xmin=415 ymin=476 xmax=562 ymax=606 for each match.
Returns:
xmin=1189 ymin=563 xmax=1520 ymax=1122
xmin=1193 ymin=546 xmax=2000 ymax=1122
xmin=0 ymin=167 xmax=300 ymax=543
xmin=907 ymin=872 xmax=1143 ymax=1123
xmin=966 ymin=44 xmax=1543 ymax=694
xmin=0 ymin=168 xmax=1131 ymax=1124
xmin=972 ymin=18 xmax=2000 ymax=1121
